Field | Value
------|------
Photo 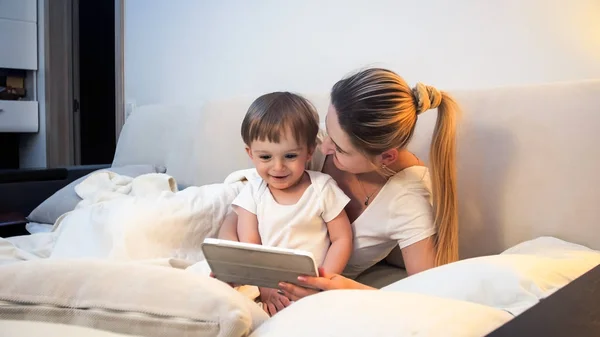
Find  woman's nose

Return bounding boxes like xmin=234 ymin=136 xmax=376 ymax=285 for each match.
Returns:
xmin=321 ymin=136 xmax=336 ymax=155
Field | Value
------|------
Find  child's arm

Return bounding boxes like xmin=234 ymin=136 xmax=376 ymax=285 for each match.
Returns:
xmin=321 ymin=209 xmax=353 ymax=275
xmin=232 ymin=205 xmax=262 ymax=245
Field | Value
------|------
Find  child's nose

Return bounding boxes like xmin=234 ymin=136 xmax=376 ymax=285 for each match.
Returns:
xmin=321 ymin=136 xmax=336 ymax=155
xmin=274 ymin=159 xmax=285 ymax=171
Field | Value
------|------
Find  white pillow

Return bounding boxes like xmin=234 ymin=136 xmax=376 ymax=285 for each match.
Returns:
xmin=382 ymin=237 xmax=600 ymax=315
xmin=249 ymin=290 xmax=513 ymax=337
xmin=0 ymin=259 xmax=269 ymax=337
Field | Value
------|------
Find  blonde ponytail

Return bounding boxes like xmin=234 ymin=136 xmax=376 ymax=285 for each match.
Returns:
xmin=429 ymin=92 xmax=459 ymax=265
xmin=331 ymin=68 xmax=460 ymax=267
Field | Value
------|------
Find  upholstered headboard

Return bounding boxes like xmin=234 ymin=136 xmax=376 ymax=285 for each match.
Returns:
xmin=113 ymin=79 xmax=600 ymax=258
xmin=410 ymin=79 xmax=600 ymax=257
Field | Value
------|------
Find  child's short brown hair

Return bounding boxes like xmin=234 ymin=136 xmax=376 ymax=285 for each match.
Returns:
xmin=241 ymin=92 xmax=319 ymax=149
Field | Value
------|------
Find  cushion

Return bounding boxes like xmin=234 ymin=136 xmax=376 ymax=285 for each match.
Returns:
xmin=0 ymin=259 xmax=269 ymax=337
xmin=381 ymin=237 xmax=600 ymax=315
xmin=27 ymin=164 xmax=163 ymax=225
xmin=112 ymin=104 xmax=208 ymax=188
xmin=249 ymin=289 xmax=513 ymax=337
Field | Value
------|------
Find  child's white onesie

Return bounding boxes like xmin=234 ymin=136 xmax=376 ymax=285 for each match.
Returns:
xmin=232 ymin=170 xmax=350 ymax=266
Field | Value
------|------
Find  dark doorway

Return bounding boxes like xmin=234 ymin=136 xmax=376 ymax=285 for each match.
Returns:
xmin=76 ymin=0 xmax=116 ymax=165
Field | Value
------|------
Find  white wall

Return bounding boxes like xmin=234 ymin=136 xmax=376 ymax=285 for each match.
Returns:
xmin=124 ymin=0 xmax=600 ymax=107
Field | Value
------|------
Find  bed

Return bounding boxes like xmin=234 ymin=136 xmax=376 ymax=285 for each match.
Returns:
xmin=1 ymin=79 xmax=599 ymax=336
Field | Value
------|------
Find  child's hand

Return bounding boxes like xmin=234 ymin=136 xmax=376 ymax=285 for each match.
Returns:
xmin=259 ymin=287 xmax=292 ymax=316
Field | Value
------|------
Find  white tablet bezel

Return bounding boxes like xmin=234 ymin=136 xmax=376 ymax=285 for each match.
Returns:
xmin=201 ymin=238 xmax=320 ymax=289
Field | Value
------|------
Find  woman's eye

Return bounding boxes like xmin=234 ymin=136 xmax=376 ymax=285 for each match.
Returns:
xmin=259 ymin=155 xmax=271 ymax=160
xmin=335 ymin=147 xmax=343 ymax=154
xmin=285 ymin=154 xmax=298 ymax=159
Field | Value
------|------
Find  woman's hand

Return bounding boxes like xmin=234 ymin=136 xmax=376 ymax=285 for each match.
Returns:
xmin=259 ymin=287 xmax=291 ymax=316
xmin=278 ymin=268 xmax=374 ymax=301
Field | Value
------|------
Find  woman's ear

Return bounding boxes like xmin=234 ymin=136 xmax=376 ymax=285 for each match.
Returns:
xmin=379 ymin=148 xmax=399 ymax=166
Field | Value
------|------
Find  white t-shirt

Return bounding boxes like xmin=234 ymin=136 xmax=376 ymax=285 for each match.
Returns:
xmin=231 ymin=170 xmax=351 ymax=267
xmin=310 ymin=129 xmax=436 ymax=278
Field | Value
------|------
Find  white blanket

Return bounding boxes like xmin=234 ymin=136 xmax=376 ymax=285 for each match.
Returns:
xmin=47 ymin=169 xmax=255 ymax=262
xmin=1 ymin=167 xmax=598 ymax=333
xmin=0 ymin=232 xmax=55 ymax=265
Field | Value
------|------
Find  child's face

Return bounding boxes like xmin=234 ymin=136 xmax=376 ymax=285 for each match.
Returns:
xmin=246 ymin=130 xmax=312 ymax=191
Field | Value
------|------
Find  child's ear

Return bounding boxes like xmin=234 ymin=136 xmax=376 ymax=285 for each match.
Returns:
xmin=245 ymin=146 xmax=253 ymax=159
xmin=307 ymin=144 xmax=316 ymax=161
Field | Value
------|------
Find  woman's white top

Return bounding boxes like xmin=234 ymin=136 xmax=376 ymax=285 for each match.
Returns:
xmin=310 ymin=129 xmax=436 ymax=278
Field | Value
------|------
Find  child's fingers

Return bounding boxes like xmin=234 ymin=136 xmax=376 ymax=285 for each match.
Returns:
xmin=275 ymin=296 xmax=287 ymax=312
xmin=278 ymin=293 xmax=292 ymax=307
xmin=267 ymin=302 xmax=278 ymax=316
xmin=262 ymin=302 xmax=270 ymax=315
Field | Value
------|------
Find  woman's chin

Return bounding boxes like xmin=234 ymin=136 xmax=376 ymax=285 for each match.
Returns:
xmin=333 ymin=156 xmax=354 ymax=173
xmin=332 ymin=156 xmax=345 ymax=170
xmin=333 ymin=157 xmax=368 ymax=175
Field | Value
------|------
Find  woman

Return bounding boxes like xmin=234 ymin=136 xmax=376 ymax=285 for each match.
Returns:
xmin=220 ymin=67 xmax=460 ymax=308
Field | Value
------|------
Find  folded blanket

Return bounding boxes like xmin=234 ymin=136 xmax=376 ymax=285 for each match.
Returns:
xmin=49 ymin=169 xmax=256 ymax=263
xmin=74 ymin=171 xmax=177 ymax=209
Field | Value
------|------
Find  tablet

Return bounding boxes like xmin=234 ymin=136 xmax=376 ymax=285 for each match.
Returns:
xmin=201 ymin=238 xmax=319 ymax=289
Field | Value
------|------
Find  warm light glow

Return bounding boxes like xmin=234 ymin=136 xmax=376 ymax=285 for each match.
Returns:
xmin=569 ymin=4 xmax=600 ymax=61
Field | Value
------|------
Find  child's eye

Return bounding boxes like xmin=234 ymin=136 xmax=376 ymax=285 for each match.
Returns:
xmin=259 ymin=155 xmax=271 ymax=160
xmin=285 ymin=153 xmax=298 ymax=159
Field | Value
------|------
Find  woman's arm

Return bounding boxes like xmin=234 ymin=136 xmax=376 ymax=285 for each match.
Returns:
xmin=279 ymin=236 xmax=436 ymax=300
xmin=278 ymin=267 xmax=374 ymax=301
xmin=232 ymin=205 xmax=261 ymax=245
xmin=321 ymin=209 xmax=353 ymax=275
xmin=401 ymin=236 xmax=436 ymax=275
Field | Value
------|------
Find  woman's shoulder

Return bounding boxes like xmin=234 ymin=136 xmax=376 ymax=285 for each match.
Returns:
xmin=376 ymin=167 xmax=436 ymax=243
xmin=387 ymin=166 xmax=432 ymax=199
xmin=375 ymin=166 xmax=434 ymax=216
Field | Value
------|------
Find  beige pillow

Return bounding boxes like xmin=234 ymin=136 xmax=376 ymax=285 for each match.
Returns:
xmin=249 ymin=289 xmax=513 ymax=337
xmin=0 ymin=320 xmax=136 ymax=337
xmin=0 ymin=259 xmax=269 ymax=337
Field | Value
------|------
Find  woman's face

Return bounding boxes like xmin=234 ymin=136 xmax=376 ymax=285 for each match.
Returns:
xmin=322 ymin=104 xmax=377 ymax=174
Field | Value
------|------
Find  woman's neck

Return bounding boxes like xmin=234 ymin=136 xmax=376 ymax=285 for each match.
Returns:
xmin=384 ymin=149 xmax=424 ymax=175
xmin=354 ymin=149 xmax=422 ymax=184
